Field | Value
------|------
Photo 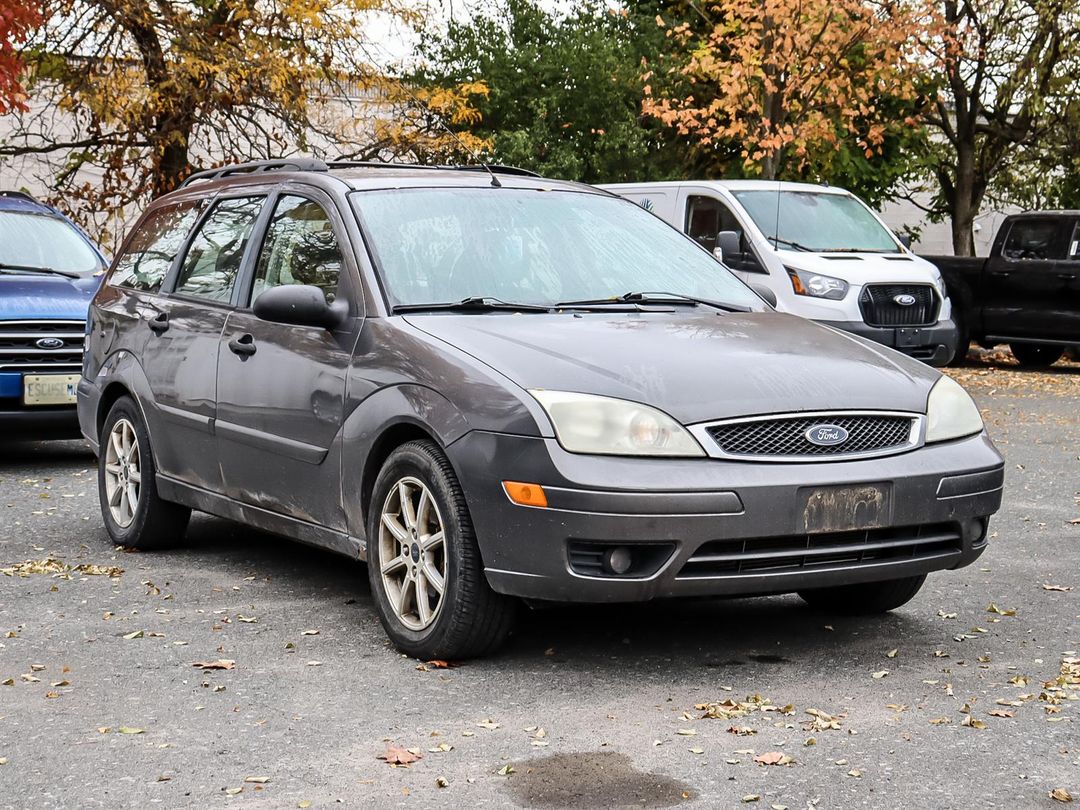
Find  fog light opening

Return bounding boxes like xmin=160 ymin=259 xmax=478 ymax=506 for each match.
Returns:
xmin=602 ymin=546 xmax=633 ymax=575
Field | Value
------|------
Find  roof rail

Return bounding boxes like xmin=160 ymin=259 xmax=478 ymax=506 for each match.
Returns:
xmin=325 ymin=161 xmax=540 ymax=178
xmin=179 ymin=158 xmax=330 ymax=188
xmin=0 ymin=190 xmax=40 ymax=202
xmin=177 ymin=158 xmax=542 ymax=189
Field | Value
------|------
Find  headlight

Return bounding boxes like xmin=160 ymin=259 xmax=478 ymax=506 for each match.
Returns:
xmin=529 ymin=390 xmax=705 ymax=457
xmin=785 ymin=267 xmax=849 ymax=300
xmin=925 ymin=375 xmax=983 ymax=443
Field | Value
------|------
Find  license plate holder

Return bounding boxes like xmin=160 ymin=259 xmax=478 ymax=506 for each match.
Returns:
xmin=22 ymin=374 xmax=80 ymax=407
xmin=896 ymin=327 xmax=926 ymax=347
xmin=799 ymin=483 xmax=893 ymax=534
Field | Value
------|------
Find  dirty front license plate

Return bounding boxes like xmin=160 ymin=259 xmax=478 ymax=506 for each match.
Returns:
xmin=800 ymin=483 xmax=892 ymax=534
xmin=22 ymin=374 xmax=80 ymax=406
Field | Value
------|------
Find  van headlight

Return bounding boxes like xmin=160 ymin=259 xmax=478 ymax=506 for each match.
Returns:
xmin=925 ymin=375 xmax=983 ymax=443
xmin=784 ymin=267 xmax=849 ymax=300
xmin=529 ymin=390 xmax=705 ymax=457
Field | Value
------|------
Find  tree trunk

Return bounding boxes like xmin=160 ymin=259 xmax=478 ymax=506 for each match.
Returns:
xmin=152 ymin=112 xmax=194 ymax=197
xmin=950 ymin=143 xmax=978 ymax=256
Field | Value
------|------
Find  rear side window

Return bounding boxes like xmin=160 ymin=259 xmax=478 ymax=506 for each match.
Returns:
xmin=1002 ymin=219 xmax=1065 ymax=261
xmin=174 ymin=197 xmax=263 ymax=302
xmin=110 ymin=201 xmax=203 ymax=292
xmin=250 ymin=196 xmax=343 ymax=304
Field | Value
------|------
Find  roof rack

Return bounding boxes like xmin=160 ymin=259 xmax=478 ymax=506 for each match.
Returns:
xmin=0 ymin=190 xmax=40 ymax=202
xmin=179 ymin=158 xmax=330 ymax=188
xmin=179 ymin=158 xmax=541 ymax=188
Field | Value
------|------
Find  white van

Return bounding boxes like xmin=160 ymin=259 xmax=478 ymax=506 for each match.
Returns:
xmin=601 ymin=180 xmax=958 ymax=366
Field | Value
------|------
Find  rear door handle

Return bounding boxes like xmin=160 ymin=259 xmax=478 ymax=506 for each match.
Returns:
xmin=148 ymin=313 xmax=169 ymax=334
xmin=228 ymin=334 xmax=257 ymax=357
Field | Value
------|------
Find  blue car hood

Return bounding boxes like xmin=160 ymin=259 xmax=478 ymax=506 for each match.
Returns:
xmin=0 ymin=274 xmax=99 ymax=321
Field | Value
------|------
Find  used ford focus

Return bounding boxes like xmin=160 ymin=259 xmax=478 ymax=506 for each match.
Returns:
xmin=78 ymin=160 xmax=1004 ymax=659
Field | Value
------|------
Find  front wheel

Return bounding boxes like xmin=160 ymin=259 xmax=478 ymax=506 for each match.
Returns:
xmin=1009 ymin=342 xmax=1064 ymax=367
xmin=98 ymin=396 xmax=190 ymax=549
xmin=797 ymin=574 xmax=926 ymax=614
xmin=366 ymin=440 xmax=516 ymax=659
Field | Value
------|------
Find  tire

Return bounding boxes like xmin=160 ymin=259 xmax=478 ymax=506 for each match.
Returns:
xmin=98 ymin=396 xmax=190 ymax=549
xmin=945 ymin=311 xmax=970 ymax=367
xmin=366 ymin=440 xmax=516 ymax=659
xmin=1009 ymin=342 xmax=1064 ymax=367
xmin=797 ymin=574 xmax=926 ymax=614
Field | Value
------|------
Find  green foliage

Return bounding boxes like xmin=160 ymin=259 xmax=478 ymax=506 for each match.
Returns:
xmin=412 ymin=0 xmax=687 ymax=183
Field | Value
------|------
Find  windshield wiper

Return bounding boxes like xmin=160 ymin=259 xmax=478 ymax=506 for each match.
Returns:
xmin=392 ymin=296 xmax=551 ymax=314
xmin=768 ymin=237 xmax=813 ymax=252
xmin=0 ymin=262 xmax=80 ymax=279
xmin=556 ymin=291 xmax=751 ymax=313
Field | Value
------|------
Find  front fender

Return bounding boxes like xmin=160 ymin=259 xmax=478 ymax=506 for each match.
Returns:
xmin=340 ymin=383 xmax=472 ymax=542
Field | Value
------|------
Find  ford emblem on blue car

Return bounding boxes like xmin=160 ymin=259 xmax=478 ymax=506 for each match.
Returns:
xmin=805 ymin=424 xmax=850 ymax=446
xmin=35 ymin=337 xmax=66 ymax=350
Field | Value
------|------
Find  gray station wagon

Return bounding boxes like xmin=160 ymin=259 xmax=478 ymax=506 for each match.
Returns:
xmin=79 ymin=160 xmax=1005 ymax=659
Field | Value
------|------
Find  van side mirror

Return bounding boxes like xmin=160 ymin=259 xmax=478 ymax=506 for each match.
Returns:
xmin=750 ymin=283 xmax=777 ymax=308
xmin=253 ymin=284 xmax=346 ymax=330
xmin=714 ymin=230 xmax=742 ymax=262
xmin=898 ymin=234 xmax=912 ymax=249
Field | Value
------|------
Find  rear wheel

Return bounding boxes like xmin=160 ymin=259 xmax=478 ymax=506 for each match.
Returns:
xmin=1009 ymin=342 xmax=1064 ymax=367
xmin=366 ymin=440 xmax=516 ymax=659
xmin=797 ymin=574 xmax=926 ymax=614
xmin=98 ymin=397 xmax=190 ymax=549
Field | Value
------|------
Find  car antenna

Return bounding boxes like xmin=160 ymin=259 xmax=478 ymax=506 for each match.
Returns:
xmin=772 ymin=178 xmax=781 ymax=250
xmin=354 ymin=42 xmax=502 ymax=188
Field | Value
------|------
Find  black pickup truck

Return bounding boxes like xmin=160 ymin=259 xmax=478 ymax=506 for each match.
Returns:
xmin=923 ymin=211 xmax=1080 ymax=366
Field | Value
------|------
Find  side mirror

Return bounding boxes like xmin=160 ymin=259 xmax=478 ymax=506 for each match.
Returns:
xmin=750 ymin=283 xmax=777 ymax=308
xmin=253 ymin=284 xmax=346 ymax=329
xmin=898 ymin=234 xmax=913 ymax=249
xmin=714 ymin=230 xmax=742 ymax=262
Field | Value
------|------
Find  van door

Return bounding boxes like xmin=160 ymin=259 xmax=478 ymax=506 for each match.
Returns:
xmin=215 ymin=191 xmax=362 ymax=531
xmin=681 ymin=192 xmax=768 ymax=281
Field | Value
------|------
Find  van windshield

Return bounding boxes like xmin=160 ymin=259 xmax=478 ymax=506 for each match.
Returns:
xmin=731 ymin=190 xmax=901 ymax=254
xmin=0 ymin=212 xmax=102 ymax=276
xmin=352 ymin=188 xmax=762 ymax=311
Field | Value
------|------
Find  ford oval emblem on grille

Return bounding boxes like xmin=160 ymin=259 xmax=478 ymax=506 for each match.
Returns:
xmin=893 ymin=293 xmax=917 ymax=306
xmin=36 ymin=337 xmax=65 ymax=350
xmin=805 ymin=424 xmax=849 ymax=446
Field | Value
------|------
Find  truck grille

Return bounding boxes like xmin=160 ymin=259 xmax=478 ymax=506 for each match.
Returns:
xmin=859 ymin=284 xmax=938 ymax=327
xmin=0 ymin=320 xmax=86 ymax=373
xmin=677 ymin=523 xmax=962 ymax=579
xmin=705 ymin=413 xmax=917 ymax=460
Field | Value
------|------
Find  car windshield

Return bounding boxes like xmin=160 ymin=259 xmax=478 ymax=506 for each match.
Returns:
xmin=351 ymin=188 xmax=762 ymax=310
xmin=731 ymin=190 xmax=901 ymax=254
xmin=0 ymin=211 xmax=102 ymax=276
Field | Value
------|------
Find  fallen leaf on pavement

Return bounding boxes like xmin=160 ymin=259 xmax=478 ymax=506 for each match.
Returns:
xmin=961 ymin=715 xmax=987 ymax=729
xmin=1050 ymin=788 xmax=1073 ymax=802
xmin=1042 ymin=584 xmax=1073 ymax=592
xmin=301 ymin=629 xmax=319 ymax=636
xmin=476 ymin=719 xmax=500 ymax=730
xmin=497 ymin=764 xmax=515 ymax=776
xmin=425 ymin=659 xmax=451 ymax=669
xmin=244 ymin=776 xmax=270 ymax=783
xmin=753 ymin=751 xmax=792 ymax=766
xmin=122 ymin=630 xmax=144 ymax=640
xmin=436 ymin=776 xmax=449 ymax=788
xmin=378 ymin=745 xmax=422 ymax=767
xmin=989 ymin=709 xmax=1015 ymax=718
xmin=871 ymin=670 xmax=889 ymax=679
xmin=118 ymin=727 xmax=144 ymax=734
xmin=741 ymin=795 xmax=761 ymax=803
xmin=192 ymin=660 xmax=235 ymax=670
xmin=885 ymin=649 xmax=898 ymax=658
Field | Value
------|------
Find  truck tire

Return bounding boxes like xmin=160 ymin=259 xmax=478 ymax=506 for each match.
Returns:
xmin=797 ymin=575 xmax=926 ymax=614
xmin=1009 ymin=343 xmax=1064 ymax=368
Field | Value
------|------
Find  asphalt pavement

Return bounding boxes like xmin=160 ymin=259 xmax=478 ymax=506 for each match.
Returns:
xmin=1 ymin=354 xmax=1077 ymax=809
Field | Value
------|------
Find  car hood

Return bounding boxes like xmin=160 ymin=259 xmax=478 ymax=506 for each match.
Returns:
xmin=403 ymin=311 xmax=941 ymax=423
xmin=777 ymin=250 xmax=945 ymax=288
xmin=0 ymin=274 xmax=99 ymax=321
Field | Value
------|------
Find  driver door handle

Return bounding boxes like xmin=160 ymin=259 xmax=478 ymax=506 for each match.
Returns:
xmin=228 ymin=334 xmax=257 ymax=357
xmin=147 ymin=312 xmax=169 ymax=334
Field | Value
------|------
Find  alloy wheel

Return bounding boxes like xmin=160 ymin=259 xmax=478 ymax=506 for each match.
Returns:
xmin=378 ymin=476 xmax=447 ymax=631
xmin=103 ymin=418 xmax=142 ymax=528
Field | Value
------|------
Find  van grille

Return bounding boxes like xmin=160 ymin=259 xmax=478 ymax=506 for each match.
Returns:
xmin=705 ymin=413 xmax=917 ymax=460
xmin=859 ymin=284 xmax=938 ymax=327
xmin=0 ymin=320 xmax=86 ymax=373
xmin=677 ymin=523 xmax=962 ymax=578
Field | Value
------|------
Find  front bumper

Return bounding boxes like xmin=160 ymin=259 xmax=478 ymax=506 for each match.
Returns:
xmin=822 ymin=318 xmax=958 ymax=366
xmin=447 ymin=430 xmax=1003 ymax=603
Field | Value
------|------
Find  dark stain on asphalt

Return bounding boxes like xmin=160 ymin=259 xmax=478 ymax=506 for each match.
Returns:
xmin=502 ymin=751 xmax=691 ymax=808
xmin=748 ymin=653 xmax=791 ymax=664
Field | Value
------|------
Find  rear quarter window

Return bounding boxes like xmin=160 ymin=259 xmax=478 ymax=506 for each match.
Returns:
xmin=110 ymin=201 xmax=204 ymax=292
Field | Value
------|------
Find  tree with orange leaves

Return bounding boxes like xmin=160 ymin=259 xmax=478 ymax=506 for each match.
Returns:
xmin=643 ymin=0 xmax=931 ymax=181
xmin=0 ymin=0 xmax=41 ymax=113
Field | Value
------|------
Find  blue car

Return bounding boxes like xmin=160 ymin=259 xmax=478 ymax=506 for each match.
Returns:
xmin=1 ymin=191 xmax=107 ymax=438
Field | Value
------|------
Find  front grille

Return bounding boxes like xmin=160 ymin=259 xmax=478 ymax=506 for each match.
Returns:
xmin=706 ymin=413 xmax=916 ymax=460
xmin=859 ymin=284 xmax=938 ymax=327
xmin=677 ymin=523 xmax=962 ymax=578
xmin=0 ymin=320 xmax=86 ymax=374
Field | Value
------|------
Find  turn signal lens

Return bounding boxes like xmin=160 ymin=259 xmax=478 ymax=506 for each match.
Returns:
xmin=503 ymin=481 xmax=548 ymax=508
